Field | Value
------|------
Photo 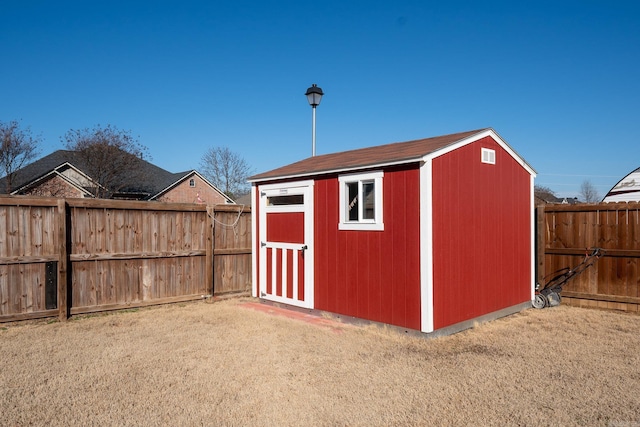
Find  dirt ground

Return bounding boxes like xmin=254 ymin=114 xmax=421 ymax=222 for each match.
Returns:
xmin=2 ymin=298 xmax=640 ymax=427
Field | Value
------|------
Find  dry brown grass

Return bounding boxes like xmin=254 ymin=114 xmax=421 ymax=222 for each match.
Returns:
xmin=2 ymin=298 xmax=639 ymax=426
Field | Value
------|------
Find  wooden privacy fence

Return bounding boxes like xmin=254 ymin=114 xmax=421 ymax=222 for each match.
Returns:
xmin=212 ymin=204 xmax=252 ymax=294
xmin=0 ymin=197 xmax=251 ymax=322
xmin=537 ymin=203 xmax=640 ymax=312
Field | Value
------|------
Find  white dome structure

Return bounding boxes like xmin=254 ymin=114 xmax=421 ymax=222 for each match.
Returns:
xmin=603 ymin=167 xmax=640 ymax=202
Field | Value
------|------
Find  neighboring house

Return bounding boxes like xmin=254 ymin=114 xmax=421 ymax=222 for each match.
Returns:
xmin=152 ymin=170 xmax=234 ymax=205
xmin=602 ymin=166 xmax=640 ymax=202
xmin=234 ymin=192 xmax=252 ymax=207
xmin=535 ymin=194 xmax=580 ymax=205
xmin=0 ymin=150 xmax=234 ymax=205
xmin=558 ymin=197 xmax=580 ymax=204
xmin=249 ymin=128 xmax=536 ymax=336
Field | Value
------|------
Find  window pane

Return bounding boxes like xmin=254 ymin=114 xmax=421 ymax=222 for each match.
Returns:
xmin=267 ymin=195 xmax=304 ymax=206
xmin=363 ymin=181 xmax=375 ymax=220
xmin=347 ymin=182 xmax=359 ymax=221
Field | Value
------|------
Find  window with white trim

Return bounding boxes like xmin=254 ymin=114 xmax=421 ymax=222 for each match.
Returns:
xmin=338 ymin=171 xmax=384 ymax=231
xmin=189 ymin=178 xmax=196 ymax=187
xmin=481 ymin=148 xmax=496 ymax=164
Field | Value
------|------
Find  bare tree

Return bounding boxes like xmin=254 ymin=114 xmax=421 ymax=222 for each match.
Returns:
xmin=200 ymin=147 xmax=253 ymax=200
xmin=63 ymin=124 xmax=150 ymax=198
xmin=534 ymin=185 xmax=557 ymax=203
xmin=579 ymin=180 xmax=600 ymax=203
xmin=0 ymin=120 xmax=41 ymax=193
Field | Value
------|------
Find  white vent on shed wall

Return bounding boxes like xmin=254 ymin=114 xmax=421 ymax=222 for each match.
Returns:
xmin=481 ymin=148 xmax=496 ymax=165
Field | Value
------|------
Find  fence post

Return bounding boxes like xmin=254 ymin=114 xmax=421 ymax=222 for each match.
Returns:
xmin=207 ymin=206 xmax=215 ymax=296
xmin=536 ymin=205 xmax=546 ymax=287
xmin=57 ymin=199 xmax=68 ymax=321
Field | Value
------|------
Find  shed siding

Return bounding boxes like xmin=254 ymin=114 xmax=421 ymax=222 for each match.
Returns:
xmin=266 ymin=212 xmax=304 ymax=244
xmin=431 ymin=136 xmax=531 ymax=329
xmin=314 ymin=166 xmax=422 ymax=330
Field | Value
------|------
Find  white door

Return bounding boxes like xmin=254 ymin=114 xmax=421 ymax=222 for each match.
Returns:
xmin=259 ymin=181 xmax=314 ymax=309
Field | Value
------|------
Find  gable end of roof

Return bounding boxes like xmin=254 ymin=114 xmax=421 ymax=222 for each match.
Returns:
xmin=149 ymin=170 xmax=235 ymax=203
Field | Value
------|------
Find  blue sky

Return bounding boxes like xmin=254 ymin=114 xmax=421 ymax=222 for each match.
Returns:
xmin=2 ymin=1 xmax=639 ymax=198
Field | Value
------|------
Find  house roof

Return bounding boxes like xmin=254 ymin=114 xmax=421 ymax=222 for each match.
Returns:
xmin=0 ymin=149 xmax=229 ymax=201
xmin=234 ymin=192 xmax=252 ymax=206
xmin=0 ymin=149 xmax=181 ymax=197
xmin=17 ymin=163 xmax=96 ymax=197
xmin=248 ymin=128 xmax=534 ymax=182
xmin=536 ymin=194 xmax=580 ymax=205
xmin=0 ymin=150 xmax=82 ymax=192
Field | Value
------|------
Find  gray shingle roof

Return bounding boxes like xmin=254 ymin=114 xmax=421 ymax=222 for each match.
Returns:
xmin=0 ymin=149 xmax=184 ymax=198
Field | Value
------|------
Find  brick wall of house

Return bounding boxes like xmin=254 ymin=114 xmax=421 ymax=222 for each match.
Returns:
xmin=22 ymin=175 xmax=86 ymax=198
xmin=156 ymin=174 xmax=230 ymax=205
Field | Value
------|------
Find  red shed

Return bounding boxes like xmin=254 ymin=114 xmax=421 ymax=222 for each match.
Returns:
xmin=249 ymin=128 xmax=536 ymax=335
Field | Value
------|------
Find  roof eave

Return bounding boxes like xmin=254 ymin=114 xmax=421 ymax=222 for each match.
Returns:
xmin=247 ymin=156 xmax=426 ymax=183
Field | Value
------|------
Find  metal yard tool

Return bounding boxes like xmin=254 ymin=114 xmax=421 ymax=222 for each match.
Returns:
xmin=533 ymin=248 xmax=604 ymax=309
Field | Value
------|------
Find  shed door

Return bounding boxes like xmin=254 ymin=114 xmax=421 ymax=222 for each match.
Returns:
xmin=259 ymin=181 xmax=314 ymax=309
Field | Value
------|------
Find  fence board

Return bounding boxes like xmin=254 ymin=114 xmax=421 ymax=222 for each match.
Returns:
xmin=0 ymin=198 xmax=61 ymax=319
xmin=538 ymin=202 xmax=640 ymax=311
xmin=67 ymin=200 xmax=211 ymax=313
xmin=212 ymin=205 xmax=252 ymax=295
xmin=0 ymin=197 xmax=251 ymax=322
xmin=8 ymin=207 xmax=19 ymax=256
